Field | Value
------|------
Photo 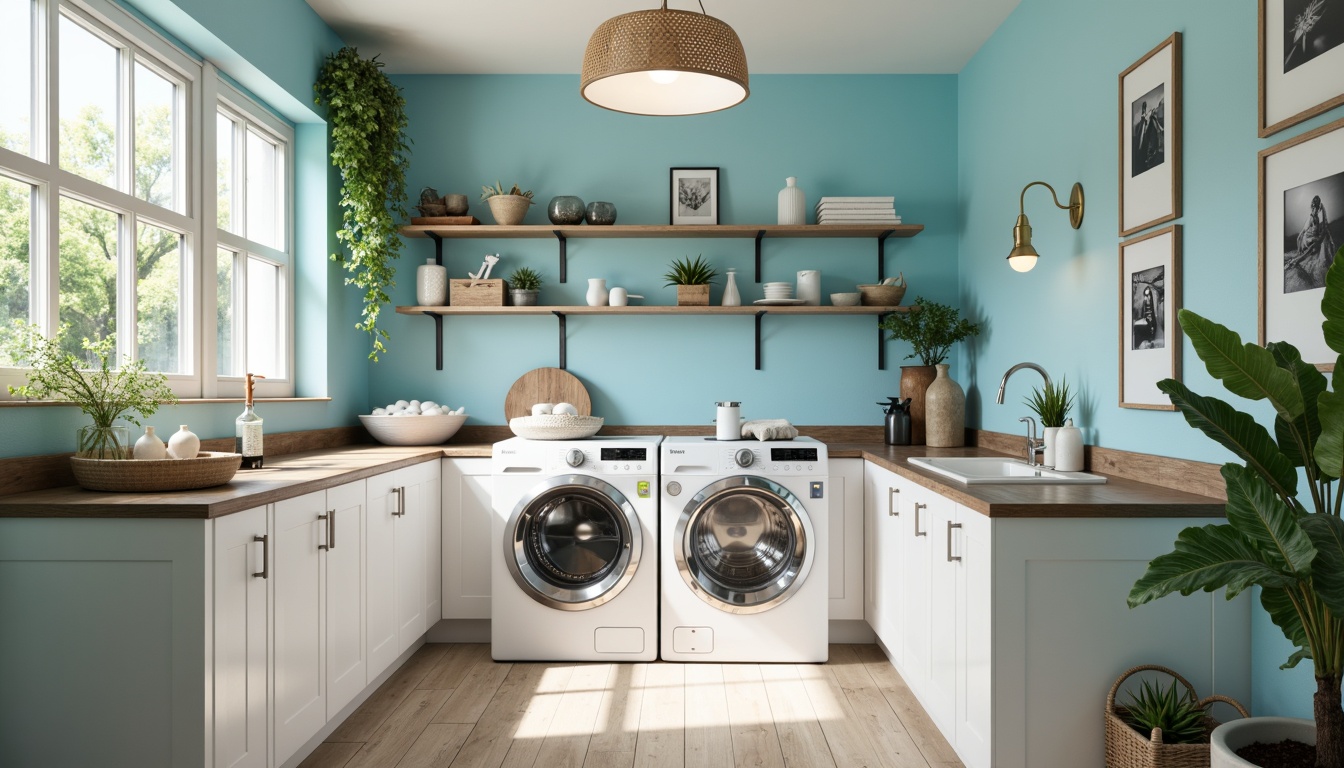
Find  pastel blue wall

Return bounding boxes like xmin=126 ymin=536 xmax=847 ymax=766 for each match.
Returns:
xmin=958 ymin=0 xmax=1343 ymax=720
xmin=371 ymin=74 xmax=959 ymax=425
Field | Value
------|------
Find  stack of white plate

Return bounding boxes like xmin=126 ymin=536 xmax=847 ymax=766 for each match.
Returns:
xmin=763 ymin=282 xmax=794 ymax=300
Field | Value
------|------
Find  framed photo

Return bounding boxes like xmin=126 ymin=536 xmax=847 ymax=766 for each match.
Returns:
xmin=1259 ymin=114 xmax=1344 ymax=370
xmin=1119 ymin=32 xmax=1182 ymax=237
xmin=1259 ymin=0 xmax=1344 ymax=137
xmin=670 ymin=167 xmax=719 ymax=225
xmin=1119 ymin=225 xmax=1182 ymax=410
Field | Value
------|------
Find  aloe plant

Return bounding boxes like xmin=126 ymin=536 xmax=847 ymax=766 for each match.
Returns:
xmin=1122 ymin=676 xmax=1210 ymax=745
xmin=507 ymin=267 xmax=543 ymax=292
xmin=480 ymin=181 xmax=534 ymax=202
xmin=1127 ymin=247 xmax=1344 ymax=767
xmin=1025 ymin=376 xmax=1074 ymax=428
xmin=662 ymin=255 xmax=718 ymax=286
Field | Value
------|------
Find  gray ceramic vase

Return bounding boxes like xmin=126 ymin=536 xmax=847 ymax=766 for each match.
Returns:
xmin=548 ymin=196 xmax=585 ymax=225
xmin=585 ymin=201 xmax=617 ymax=225
xmin=924 ymin=363 xmax=966 ymax=447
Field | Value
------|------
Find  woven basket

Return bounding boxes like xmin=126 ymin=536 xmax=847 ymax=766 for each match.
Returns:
xmin=1105 ymin=664 xmax=1248 ymax=768
xmin=70 ymin=451 xmax=243 ymax=492
xmin=486 ymin=195 xmax=532 ymax=226
xmin=509 ymin=415 xmax=604 ymax=440
xmin=858 ymin=283 xmax=907 ymax=306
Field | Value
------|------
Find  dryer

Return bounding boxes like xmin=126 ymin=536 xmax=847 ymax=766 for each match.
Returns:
xmin=660 ymin=435 xmax=828 ymax=662
xmin=491 ymin=435 xmax=660 ymax=661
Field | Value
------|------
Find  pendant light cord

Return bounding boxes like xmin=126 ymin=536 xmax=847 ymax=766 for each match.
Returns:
xmin=659 ymin=0 xmax=709 ymax=14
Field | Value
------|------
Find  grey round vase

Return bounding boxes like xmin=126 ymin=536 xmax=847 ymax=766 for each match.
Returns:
xmin=585 ymin=201 xmax=617 ymax=225
xmin=548 ymin=196 xmax=585 ymax=225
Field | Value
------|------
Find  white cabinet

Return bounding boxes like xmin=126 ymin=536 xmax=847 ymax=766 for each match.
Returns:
xmin=442 ymin=458 xmax=493 ymax=619
xmin=367 ymin=461 xmax=441 ymax=677
xmin=213 ymin=506 xmax=270 ymax=768
xmin=326 ymin=483 xmax=366 ymax=718
xmin=863 ymin=461 xmax=904 ymax=661
xmin=828 ymin=458 xmax=865 ymax=620
xmin=954 ymin=503 xmax=992 ymax=768
xmin=900 ymin=479 xmax=940 ymax=695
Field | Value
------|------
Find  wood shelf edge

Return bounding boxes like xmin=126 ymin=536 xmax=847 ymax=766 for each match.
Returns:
xmin=399 ymin=223 xmax=924 ymax=239
xmin=396 ymin=305 xmax=912 ymax=316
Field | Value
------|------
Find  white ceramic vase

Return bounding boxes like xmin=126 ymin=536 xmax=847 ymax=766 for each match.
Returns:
xmin=778 ymin=177 xmax=805 ymax=225
xmin=167 ymin=425 xmax=200 ymax=459
xmin=1211 ymin=717 xmax=1315 ymax=767
xmin=133 ymin=426 xmax=167 ymax=460
xmin=586 ymin=278 xmax=608 ymax=307
xmin=722 ymin=269 xmax=741 ymax=306
xmin=796 ymin=270 xmax=821 ymax=306
xmin=1054 ymin=419 xmax=1083 ymax=471
xmin=416 ymin=258 xmax=447 ymax=305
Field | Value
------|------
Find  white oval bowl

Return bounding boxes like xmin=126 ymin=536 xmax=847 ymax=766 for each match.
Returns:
xmin=359 ymin=413 xmax=467 ymax=446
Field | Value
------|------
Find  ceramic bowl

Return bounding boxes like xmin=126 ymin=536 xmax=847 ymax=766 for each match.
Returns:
xmin=830 ymin=292 xmax=861 ymax=306
xmin=359 ymin=413 xmax=468 ymax=445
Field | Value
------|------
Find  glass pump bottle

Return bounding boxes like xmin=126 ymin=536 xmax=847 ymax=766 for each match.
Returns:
xmin=236 ymin=373 xmax=265 ymax=469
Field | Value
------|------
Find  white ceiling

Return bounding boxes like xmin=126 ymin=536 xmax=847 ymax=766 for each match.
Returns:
xmin=304 ymin=0 xmax=1023 ymax=75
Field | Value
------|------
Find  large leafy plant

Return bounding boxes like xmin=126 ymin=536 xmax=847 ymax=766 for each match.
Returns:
xmin=1128 ymin=251 xmax=1344 ymax=767
xmin=879 ymin=297 xmax=982 ymax=366
xmin=315 ymin=47 xmax=411 ymax=362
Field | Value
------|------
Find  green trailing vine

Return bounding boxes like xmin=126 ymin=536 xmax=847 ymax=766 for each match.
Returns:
xmin=314 ymin=47 xmax=411 ymax=361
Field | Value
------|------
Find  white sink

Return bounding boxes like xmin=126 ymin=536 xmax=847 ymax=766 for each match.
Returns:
xmin=907 ymin=456 xmax=1107 ymax=485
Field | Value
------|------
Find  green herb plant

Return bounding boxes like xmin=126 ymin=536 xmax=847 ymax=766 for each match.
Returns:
xmin=508 ymin=267 xmax=543 ymax=292
xmin=1025 ymin=377 xmax=1075 ymax=428
xmin=6 ymin=322 xmax=177 ymax=458
xmin=480 ymin=182 xmax=535 ymax=203
xmin=663 ymin=255 xmax=719 ymax=286
xmin=1121 ymin=676 xmax=1210 ymax=745
xmin=879 ymin=297 xmax=982 ymax=366
xmin=1127 ymin=247 xmax=1344 ymax=768
xmin=314 ymin=47 xmax=411 ymax=362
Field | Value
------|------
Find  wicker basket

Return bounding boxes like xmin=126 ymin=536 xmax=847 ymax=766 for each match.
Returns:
xmin=1105 ymin=664 xmax=1248 ymax=768
xmin=858 ymin=282 xmax=907 ymax=306
xmin=70 ymin=451 xmax=243 ymax=492
xmin=450 ymin=278 xmax=507 ymax=306
xmin=509 ymin=414 xmax=604 ymax=440
xmin=486 ymin=195 xmax=532 ymax=226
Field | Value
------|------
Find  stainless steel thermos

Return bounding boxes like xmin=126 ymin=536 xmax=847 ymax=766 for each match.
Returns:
xmin=879 ymin=397 xmax=912 ymax=445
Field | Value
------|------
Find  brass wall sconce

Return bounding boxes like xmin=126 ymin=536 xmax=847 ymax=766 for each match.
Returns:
xmin=1007 ymin=181 xmax=1085 ymax=272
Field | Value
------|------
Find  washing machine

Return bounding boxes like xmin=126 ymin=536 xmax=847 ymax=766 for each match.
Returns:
xmin=660 ymin=435 xmax=828 ymax=662
xmin=491 ymin=435 xmax=661 ymax=661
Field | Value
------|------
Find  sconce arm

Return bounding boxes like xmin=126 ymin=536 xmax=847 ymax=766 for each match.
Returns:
xmin=1018 ymin=180 xmax=1085 ymax=229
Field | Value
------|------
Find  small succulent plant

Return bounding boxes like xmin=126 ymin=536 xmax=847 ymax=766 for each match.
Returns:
xmin=1024 ymin=377 xmax=1075 ymax=428
xmin=508 ymin=267 xmax=543 ymax=292
xmin=480 ymin=181 xmax=534 ymax=203
xmin=1121 ymin=676 xmax=1209 ymax=745
xmin=663 ymin=255 xmax=719 ymax=286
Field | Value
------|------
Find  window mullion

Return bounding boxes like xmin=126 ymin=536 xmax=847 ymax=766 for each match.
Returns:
xmin=118 ymin=211 xmax=135 ymax=362
xmin=199 ymin=64 xmax=218 ymax=396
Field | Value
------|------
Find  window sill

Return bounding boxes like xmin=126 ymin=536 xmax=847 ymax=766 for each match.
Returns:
xmin=0 ymin=397 xmax=333 ymax=407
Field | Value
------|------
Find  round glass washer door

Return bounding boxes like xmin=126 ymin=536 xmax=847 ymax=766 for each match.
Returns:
xmin=674 ymin=475 xmax=814 ymax=614
xmin=505 ymin=474 xmax=641 ymax=611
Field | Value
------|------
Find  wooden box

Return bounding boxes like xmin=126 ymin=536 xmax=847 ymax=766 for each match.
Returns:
xmin=450 ymin=278 xmax=507 ymax=306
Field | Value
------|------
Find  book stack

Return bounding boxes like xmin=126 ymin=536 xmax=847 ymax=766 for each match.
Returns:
xmin=815 ymin=196 xmax=901 ymax=225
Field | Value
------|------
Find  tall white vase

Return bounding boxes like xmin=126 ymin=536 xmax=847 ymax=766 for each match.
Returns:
xmin=586 ymin=278 xmax=608 ymax=307
xmin=415 ymin=258 xmax=447 ymax=305
xmin=778 ymin=177 xmax=806 ymax=225
xmin=722 ymin=268 xmax=741 ymax=306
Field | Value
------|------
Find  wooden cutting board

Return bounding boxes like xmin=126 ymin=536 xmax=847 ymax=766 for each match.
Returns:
xmin=503 ymin=367 xmax=592 ymax=420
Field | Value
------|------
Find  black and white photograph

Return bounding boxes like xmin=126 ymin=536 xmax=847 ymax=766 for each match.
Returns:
xmin=1283 ymin=0 xmax=1344 ymax=73
xmin=1282 ymin=169 xmax=1343 ymax=293
xmin=669 ymin=167 xmax=719 ymax=225
xmin=1119 ymin=33 xmax=1181 ymax=236
xmin=1131 ymin=84 xmax=1166 ymax=178
xmin=1120 ymin=226 xmax=1181 ymax=410
xmin=1261 ymin=0 xmax=1344 ymax=136
xmin=1131 ymin=265 xmax=1166 ymax=350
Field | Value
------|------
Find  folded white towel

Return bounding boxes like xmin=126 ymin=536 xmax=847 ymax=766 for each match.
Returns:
xmin=741 ymin=419 xmax=799 ymax=441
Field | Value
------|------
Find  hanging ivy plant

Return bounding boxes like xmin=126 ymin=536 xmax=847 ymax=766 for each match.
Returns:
xmin=315 ymin=47 xmax=411 ymax=361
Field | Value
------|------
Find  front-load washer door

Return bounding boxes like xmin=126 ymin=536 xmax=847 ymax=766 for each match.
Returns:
xmin=675 ymin=475 xmax=814 ymax=614
xmin=506 ymin=474 xmax=642 ymax=611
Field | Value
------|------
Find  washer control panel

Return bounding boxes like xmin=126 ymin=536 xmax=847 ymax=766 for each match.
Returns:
xmin=551 ymin=446 xmax=651 ymax=473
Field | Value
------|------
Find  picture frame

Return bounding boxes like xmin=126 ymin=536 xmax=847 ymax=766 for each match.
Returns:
xmin=1119 ymin=32 xmax=1182 ymax=238
xmin=1119 ymin=225 xmax=1182 ymax=410
xmin=1259 ymin=0 xmax=1344 ymax=137
xmin=1259 ymin=114 xmax=1344 ymax=371
xmin=670 ymin=167 xmax=719 ymax=226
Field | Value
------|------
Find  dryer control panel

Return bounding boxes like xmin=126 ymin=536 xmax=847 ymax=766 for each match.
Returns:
xmin=550 ymin=446 xmax=652 ymax=474
xmin=719 ymin=446 xmax=822 ymax=474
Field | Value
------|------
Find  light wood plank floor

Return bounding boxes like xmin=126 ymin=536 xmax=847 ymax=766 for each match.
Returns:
xmin=304 ymin=643 xmax=963 ymax=768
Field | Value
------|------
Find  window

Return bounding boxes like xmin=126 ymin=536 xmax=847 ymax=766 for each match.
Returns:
xmin=0 ymin=0 xmax=294 ymax=398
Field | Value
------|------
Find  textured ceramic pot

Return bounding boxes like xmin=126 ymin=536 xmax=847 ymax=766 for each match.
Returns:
xmin=585 ymin=201 xmax=617 ymax=225
xmin=778 ymin=176 xmax=806 ymax=225
xmin=899 ymin=365 xmax=938 ymax=445
xmin=1211 ymin=717 xmax=1315 ymax=767
xmin=443 ymin=194 xmax=469 ymax=215
xmin=416 ymin=258 xmax=447 ymax=305
xmin=548 ymin=195 xmax=585 ymax=225
xmin=924 ymin=364 xmax=966 ymax=447
xmin=510 ymin=289 xmax=538 ymax=307
xmin=486 ymin=194 xmax=531 ymax=225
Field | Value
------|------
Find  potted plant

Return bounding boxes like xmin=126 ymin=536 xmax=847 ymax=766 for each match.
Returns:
xmin=508 ymin=267 xmax=543 ymax=306
xmin=315 ymin=47 xmax=411 ymax=362
xmin=6 ymin=323 xmax=177 ymax=459
xmin=663 ymin=255 xmax=719 ymax=306
xmin=480 ymin=181 xmax=534 ymax=226
xmin=1025 ymin=376 xmax=1075 ymax=466
xmin=1127 ymin=253 xmax=1344 ymax=768
xmin=879 ymin=297 xmax=981 ymax=445
xmin=1105 ymin=664 xmax=1249 ymax=768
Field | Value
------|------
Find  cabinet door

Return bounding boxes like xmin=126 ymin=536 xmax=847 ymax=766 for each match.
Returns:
xmin=442 ymin=458 xmax=494 ymax=619
xmin=366 ymin=471 xmax=401 ymax=676
xmin=901 ymin=481 xmax=935 ymax=692
xmin=955 ymin=505 xmax=992 ymax=768
xmin=396 ymin=468 xmax=428 ymax=654
xmin=326 ymin=480 xmax=366 ymax=718
xmin=273 ymin=491 xmax=327 ymax=763
xmin=422 ymin=463 xmax=442 ymax=625
xmin=828 ymin=459 xmax=865 ymax=620
xmin=926 ymin=494 xmax=958 ymax=733
xmin=213 ymin=506 xmax=269 ymax=768
xmin=863 ymin=461 xmax=905 ymax=661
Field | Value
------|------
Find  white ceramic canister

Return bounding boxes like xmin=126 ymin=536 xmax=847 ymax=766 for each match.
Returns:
xmin=716 ymin=401 xmax=742 ymax=441
xmin=722 ymin=268 xmax=742 ymax=306
xmin=778 ymin=177 xmax=806 ymax=225
xmin=167 ymin=425 xmax=201 ymax=460
xmin=609 ymin=287 xmax=628 ymax=306
xmin=1054 ymin=419 xmax=1083 ymax=471
xmin=586 ymin=278 xmax=609 ymax=307
xmin=133 ymin=426 xmax=167 ymax=460
xmin=416 ymin=258 xmax=448 ymax=305
xmin=796 ymin=270 xmax=821 ymax=306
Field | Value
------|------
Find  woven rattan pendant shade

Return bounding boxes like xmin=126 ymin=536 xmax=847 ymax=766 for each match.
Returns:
xmin=581 ymin=5 xmax=749 ymax=116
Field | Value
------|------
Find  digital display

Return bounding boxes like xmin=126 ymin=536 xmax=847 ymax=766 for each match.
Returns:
xmin=601 ymin=448 xmax=648 ymax=461
xmin=771 ymin=448 xmax=818 ymax=462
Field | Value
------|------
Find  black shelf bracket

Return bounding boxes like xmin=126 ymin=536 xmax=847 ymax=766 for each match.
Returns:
xmin=877 ymin=311 xmax=892 ymax=370
xmin=876 ymin=230 xmax=895 ymax=282
xmin=753 ymin=230 xmax=766 ymax=283
xmin=552 ymin=231 xmax=567 ymax=283
xmin=755 ymin=310 xmax=768 ymax=370
xmin=427 ymin=232 xmax=444 ymax=266
xmin=422 ymin=312 xmax=444 ymax=370
xmin=553 ymin=311 xmax=567 ymax=369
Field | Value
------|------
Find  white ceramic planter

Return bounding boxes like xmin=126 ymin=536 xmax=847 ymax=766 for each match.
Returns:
xmin=1210 ymin=717 xmax=1315 ymax=767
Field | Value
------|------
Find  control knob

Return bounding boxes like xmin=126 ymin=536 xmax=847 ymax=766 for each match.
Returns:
xmin=565 ymin=449 xmax=585 ymax=468
xmin=734 ymin=448 xmax=755 ymax=468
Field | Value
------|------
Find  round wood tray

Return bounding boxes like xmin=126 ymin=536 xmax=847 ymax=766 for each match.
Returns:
xmin=508 ymin=415 xmax=603 ymax=440
xmin=70 ymin=451 xmax=243 ymax=492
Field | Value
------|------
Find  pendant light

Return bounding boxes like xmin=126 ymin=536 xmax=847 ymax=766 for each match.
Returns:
xmin=581 ymin=0 xmax=749 ymax=116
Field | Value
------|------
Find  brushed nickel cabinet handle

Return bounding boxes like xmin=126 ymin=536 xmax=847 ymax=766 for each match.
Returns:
xmin=328 ymin=509 xmax=336 ymax=550
xmin=947 ymin=521 xmax=963 ymax=562
xmin=914 ymin=502 xmax=927 ymax=537
xmin=253 ymin=534 xmax=268 ymax=579
xmin=888 ymin=487 xmax=899 ymax=517
xmin=391 ymin=487 xmax=404 ymax=517
xmin=318 ymin=513 xmax=330 ymax=550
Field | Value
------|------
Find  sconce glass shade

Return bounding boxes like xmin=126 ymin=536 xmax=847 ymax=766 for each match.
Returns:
xmin=581 ymin=5 xmax=749 ymax=116
xmin=1008 ymin=214 xmax=1039 ymax=272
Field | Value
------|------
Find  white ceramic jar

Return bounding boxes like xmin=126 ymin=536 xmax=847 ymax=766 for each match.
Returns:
xmin=586 ymin=278 xmax=608 ymax=307
xmin=416 ymin=258 xmax=447 ymax=305
xmin=167 ymin=425 xmax=200 ymax=460
xmin=133 ymin=426 xmax=167 ymax=460
xmin=1054 ymin=419 xmax=1083 ymax=471
xmin=778 ymin=177 xmax=806 ymax=225
xmin=796 ymin=270 xmax=821 ymax=306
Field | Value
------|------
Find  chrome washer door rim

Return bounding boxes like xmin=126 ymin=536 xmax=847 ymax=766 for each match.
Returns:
xmin=674 ymin=475 xmax=814 ymax=614
xmin=505 ymin=474 xmax=641 ymax=611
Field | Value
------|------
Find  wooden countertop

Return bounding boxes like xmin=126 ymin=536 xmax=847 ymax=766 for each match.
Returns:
xmin=0 ymin=440 xmax=1226 ymax=520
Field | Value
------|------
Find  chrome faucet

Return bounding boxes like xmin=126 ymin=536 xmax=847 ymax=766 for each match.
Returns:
xmin=996 ymin=362 xmax=1053 ymax=404
xmin=1018 ymin=416 xmax=1046 ymax=466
